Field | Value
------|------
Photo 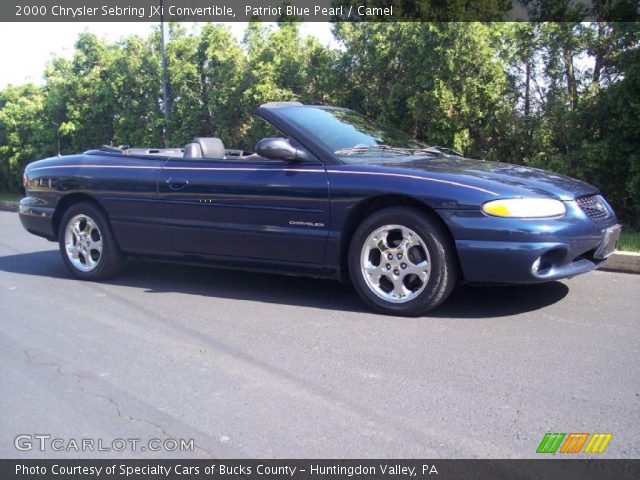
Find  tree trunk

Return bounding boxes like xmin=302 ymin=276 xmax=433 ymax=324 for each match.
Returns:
xmin=562 ymin=49 xmax=577 ymax=110
xmin=592 ymin=22 xmax=605 ymax=88
xmin=524 ymin=59 xmax=531 ymax=117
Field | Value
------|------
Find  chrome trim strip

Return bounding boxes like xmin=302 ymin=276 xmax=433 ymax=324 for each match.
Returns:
xmin=162 ymin=166 xmax=325 ymax=173
xmin=30 ymin=164 xmax=325 ymax=173
xmin=326 ymin=169 xmax=498 ymax=195
xmin=30 ymin=164 xmax=497 ymax=194
xmin=31 ymin=165 xmax=161 ymax=171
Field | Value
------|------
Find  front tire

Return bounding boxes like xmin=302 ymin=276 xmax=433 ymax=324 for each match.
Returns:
xmin=349 ymin=207 xmax=457 ymax=316
xmin=58 ymin=202 xmax=125 ymax=280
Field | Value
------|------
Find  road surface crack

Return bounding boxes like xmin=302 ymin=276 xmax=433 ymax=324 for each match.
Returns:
xmin=9 ymin=345 xmax=216 ymax=457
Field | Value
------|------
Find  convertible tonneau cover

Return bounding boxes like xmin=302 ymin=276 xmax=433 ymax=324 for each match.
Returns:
xmin=90 ymin=140 xmax=246 ymax=160
xmin=96 ymin=145 xmax=184 ymax=157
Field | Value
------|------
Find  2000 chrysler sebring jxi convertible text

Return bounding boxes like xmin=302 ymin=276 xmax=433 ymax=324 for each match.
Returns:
xmin=19 ymin=102 xmax=621 ymax=316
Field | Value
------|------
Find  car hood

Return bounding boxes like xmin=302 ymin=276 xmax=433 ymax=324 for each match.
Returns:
xmin=372 ymin=156 xmax=598 ymax=201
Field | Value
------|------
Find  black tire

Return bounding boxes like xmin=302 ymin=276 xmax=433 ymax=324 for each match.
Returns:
xmin=348 ymin=207 xmax=457 ymax=316
xmin=58 ymin=201 xmax=125 ymax=280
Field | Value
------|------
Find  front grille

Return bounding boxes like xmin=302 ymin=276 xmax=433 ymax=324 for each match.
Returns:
xmin=576 ymin=195 xmax=612 ymax=222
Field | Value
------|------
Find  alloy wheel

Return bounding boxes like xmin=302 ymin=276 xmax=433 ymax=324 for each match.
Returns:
xmin=64 ymin=214 xmax=103 ymax=272
xmin=360 ymin=224 xmax=431 ymax=303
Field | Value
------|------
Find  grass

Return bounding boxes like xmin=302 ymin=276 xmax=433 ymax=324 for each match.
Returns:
xmin=0 ymin=191 xmax=20 ymax=202
xmin=619 ymin=228 xmax=640 ymax=253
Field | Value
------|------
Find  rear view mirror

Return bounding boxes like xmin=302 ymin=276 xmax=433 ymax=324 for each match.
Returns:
xmin=255 ymin=138 xmax=309 ymax=161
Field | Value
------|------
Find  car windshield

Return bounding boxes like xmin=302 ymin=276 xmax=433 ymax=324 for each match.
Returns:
xmin=274 ymin=106 xmax=431 ymax=159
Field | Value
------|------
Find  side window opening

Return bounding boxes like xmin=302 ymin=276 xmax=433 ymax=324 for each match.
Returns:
xmin=239 ymin=117 xmax=287 ymax=154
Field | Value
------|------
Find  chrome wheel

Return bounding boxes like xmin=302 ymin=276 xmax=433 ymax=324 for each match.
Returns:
xmin=64 ymin=214 xmax=103 ymax=272
xmin=360 ymin=224 xmax=431 ymax=304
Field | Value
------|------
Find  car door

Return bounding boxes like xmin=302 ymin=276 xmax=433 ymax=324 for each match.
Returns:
xmin=155 ymin=154 xmax=330 ymax=265
xmin=83 ymin=153 xmax=167 ymax=254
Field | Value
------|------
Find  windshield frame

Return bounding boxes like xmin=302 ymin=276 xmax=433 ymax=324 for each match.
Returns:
xmin=255 ymin=104 xmax=434 ymax=165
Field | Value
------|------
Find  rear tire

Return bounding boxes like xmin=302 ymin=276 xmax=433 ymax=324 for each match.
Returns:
xmin=58 ymin=202 xmax=125 ymax=280
xmin=348 ymin=207 xmax=457 ymax=316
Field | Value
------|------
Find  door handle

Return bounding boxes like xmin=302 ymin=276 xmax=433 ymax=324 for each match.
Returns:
xmin=166 ymin=178 xmax=189 ymax=191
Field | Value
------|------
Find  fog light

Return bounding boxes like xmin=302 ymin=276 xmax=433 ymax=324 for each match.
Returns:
xmin=531 ymin=257 xmax=542 ymax=273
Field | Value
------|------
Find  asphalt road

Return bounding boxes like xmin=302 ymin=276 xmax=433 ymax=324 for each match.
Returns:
xmin=0 ymin=210 xmax=638 ymax=459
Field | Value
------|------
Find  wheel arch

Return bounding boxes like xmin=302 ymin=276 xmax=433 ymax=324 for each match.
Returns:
xmin=339 ymin=195 xmax=461 ymax=283
xmin=52 ymin=193 xmax=109 ymax=238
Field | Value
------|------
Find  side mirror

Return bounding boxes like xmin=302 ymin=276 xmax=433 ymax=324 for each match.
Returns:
xmin=255 ymin=137 xmax=309 ymax=161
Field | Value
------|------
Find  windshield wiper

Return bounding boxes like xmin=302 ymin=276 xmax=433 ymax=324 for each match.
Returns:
xmin=414 ymin=146 xmax=464 ymax=157
xmin=334 ymin=145 xmax=415 ymax=155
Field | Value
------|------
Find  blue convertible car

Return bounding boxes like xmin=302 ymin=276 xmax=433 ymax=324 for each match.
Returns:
xmin=20 ymin=102 xmax=621 ymax=316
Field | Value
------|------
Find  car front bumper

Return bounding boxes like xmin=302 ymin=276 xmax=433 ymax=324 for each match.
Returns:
xmin=19 ymin=196 xmax=56 ymax=241
xmin=438 ymin=200 xmax=620 ymax=285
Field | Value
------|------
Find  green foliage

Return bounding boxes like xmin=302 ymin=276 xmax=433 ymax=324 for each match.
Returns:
xmin=619 ymin=229 xmax=640 ymax=252
xmin=0 ymin=22 xmax=638 ymax=225
xmin=335 ymin=23 xmax=513 ymax=155
xmin=0 ymin=84 xmax=52 ymax=191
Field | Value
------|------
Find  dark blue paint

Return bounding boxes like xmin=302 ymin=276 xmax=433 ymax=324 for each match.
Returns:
xmin=19 ymin=104 xmax=618 ymax=285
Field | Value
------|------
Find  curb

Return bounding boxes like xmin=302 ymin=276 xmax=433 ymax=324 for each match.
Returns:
xmin=0 ymin=200 xmax=19 ymax=212
xmin=1 ymin=197 xmax=638 ymax=274
xmin=602 ymin=251 xmax=640 ymax=275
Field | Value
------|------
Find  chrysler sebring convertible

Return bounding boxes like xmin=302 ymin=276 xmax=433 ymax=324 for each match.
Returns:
xmin=19 ymin=102 xmax=621 ymax=316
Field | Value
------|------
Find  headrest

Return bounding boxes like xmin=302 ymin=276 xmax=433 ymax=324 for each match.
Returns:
xmin=183 ymin=142 xmax=203 ymax=159
xmin=193 ymin=137 xmax=225 ymax=159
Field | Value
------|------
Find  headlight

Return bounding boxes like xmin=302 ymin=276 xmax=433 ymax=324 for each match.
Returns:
xmin=482 ymin=198 xmax=566 ymax=218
